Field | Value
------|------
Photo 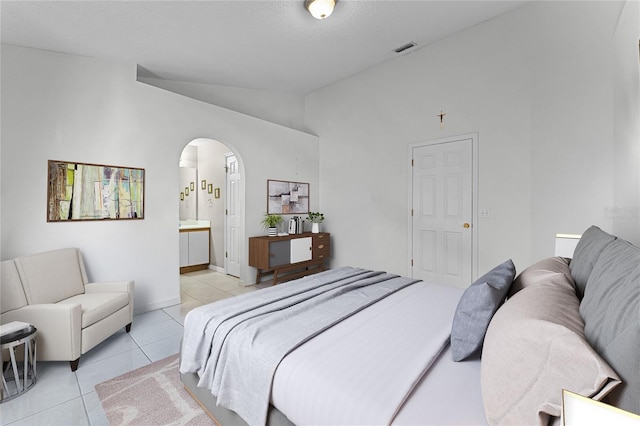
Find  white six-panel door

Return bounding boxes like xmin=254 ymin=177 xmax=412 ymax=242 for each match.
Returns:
xmin=225 ymin=153 xmax=241 ymax=277
xmin=411 ymin=136 xmax=476 ymax=288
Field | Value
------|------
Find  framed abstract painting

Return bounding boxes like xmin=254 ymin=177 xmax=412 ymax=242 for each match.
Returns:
xmin=47 ymin=160 xmax=145 ymax=222
xmin=267 ymin=180 xmax=309 ymax=215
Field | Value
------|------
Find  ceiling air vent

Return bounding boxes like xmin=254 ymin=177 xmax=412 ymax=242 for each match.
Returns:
xmin=394 ymin=42 xmax=417 ymax=54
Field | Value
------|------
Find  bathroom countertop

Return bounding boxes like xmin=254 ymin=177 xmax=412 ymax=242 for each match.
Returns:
xmin=179 ymin=220 xmax=210 ymax=230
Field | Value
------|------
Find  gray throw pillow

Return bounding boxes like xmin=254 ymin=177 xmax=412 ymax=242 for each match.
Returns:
xmin=580 ymin=238 xmax=640 ymax=415
xmin=569 ymin=225 xmax=616 ymax=299
xmin=450 ymin=259 xmax=515 ymax=362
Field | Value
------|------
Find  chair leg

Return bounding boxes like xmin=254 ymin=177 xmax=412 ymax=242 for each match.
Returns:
xmin=125 ymin=323 xmax=132 ymax=333
xmin=70 ymin=358 xmax=79 ymax=372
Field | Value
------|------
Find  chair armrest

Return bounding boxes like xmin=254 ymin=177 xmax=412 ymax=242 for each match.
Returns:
xmin=2 ymin=303 xmax=82 ymax=361
xmin=85 ymin=281 xmax=135 ymax=323
xmin=85 ymin=280 xmax=134 ymax=294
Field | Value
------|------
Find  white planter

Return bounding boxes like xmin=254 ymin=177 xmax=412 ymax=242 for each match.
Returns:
xmin=268 ymin=227 xmax=277 ymax=237
xmin=311 ymin=222 xmax=320 ymax=233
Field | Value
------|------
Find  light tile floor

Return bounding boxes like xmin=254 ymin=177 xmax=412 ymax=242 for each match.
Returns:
xmin=1 ymin=270 xmax=268 ymax=426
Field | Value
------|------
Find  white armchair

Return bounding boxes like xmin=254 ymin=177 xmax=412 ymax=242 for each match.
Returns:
xmin=1 ymin=248 xmax=134 ymax=371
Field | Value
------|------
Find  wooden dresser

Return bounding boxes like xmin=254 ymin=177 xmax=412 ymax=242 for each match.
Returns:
xmin=248 ymin=232 xmax=330 ymax=284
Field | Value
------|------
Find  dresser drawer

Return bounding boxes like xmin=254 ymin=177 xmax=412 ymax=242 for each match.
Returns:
xmin=312 ymin=234 xmax=330 ymax=260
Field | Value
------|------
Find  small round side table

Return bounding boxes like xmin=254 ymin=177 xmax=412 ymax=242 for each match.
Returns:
xmin=1 ymin=325 xmax=37 ymax=403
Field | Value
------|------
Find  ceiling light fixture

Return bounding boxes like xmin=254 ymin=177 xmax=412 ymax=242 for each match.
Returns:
xmin=305 ymin=0 xmax=335 ymax=20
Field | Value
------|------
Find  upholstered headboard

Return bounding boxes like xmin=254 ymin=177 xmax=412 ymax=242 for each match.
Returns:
xmin=570 ymin=226 xmax=640 ymax=415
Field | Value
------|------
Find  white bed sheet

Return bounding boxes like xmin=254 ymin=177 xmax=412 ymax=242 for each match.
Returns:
xmin=393 ymin=344 xmax=486 ymax=425
xmin=271 ymin=281 xmax=485 ymax=425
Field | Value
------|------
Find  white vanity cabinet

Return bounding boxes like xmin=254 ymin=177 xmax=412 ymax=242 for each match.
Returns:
xmin=179 ymin=228 xmax=210 ymax=272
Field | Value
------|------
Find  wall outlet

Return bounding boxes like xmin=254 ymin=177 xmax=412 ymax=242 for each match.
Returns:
xmin=480 ymin=209 xmax=490 ymax=218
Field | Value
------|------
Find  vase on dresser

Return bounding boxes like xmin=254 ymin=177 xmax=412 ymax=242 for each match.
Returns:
xmin=311 ymin=222 xmax=320 ymax=233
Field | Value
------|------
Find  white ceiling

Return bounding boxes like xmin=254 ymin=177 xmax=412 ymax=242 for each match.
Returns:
xmin=1 ymin=0 xmax=528 ymax=95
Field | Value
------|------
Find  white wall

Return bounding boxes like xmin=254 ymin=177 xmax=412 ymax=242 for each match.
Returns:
xmin=139 ymin=77 xmax=308 ymax=134
xmin=1 ymin=45 xmax=319 ymax=313
xmin=178 ymin=166 xmax=197 ymax=220
xmin=305 ymin=1 xmax=639 ymax=278
xmin=526 ymin=1 xmax=639 ymax=254
xmin=611 ymin=0 xmax=640 ymax=243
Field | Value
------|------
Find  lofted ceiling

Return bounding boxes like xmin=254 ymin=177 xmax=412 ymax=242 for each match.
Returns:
xmin=1 ymin=0 xmax=528 ymax=95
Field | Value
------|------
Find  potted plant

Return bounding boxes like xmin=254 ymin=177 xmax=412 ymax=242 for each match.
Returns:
xmin=261 ymin=213 xmax=283 ymax=237
xmin=307 ymin=212 xmax=324 ymax=233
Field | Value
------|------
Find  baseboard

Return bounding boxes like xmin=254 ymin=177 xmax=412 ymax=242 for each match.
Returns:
xmin=208 ymin=264 xmax=248 ymax=285
xmin=133 ymin=297 xmax=181 ymax=315
xmin=208 ymin=264 xmax=225 ymax=274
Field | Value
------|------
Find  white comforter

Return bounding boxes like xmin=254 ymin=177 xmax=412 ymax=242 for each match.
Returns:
xmin=272 ymin=280 xmax=465 ymax=425
xmin=180 ymin=267 xmax=428 ymax=426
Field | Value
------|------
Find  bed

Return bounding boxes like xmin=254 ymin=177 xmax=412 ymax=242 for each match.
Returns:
xmin=180 ymin=225 xmax=639 ymax=425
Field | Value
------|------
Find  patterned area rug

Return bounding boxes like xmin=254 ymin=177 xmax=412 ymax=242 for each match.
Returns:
xmin=95 ymin=354 xmax=215 ymax=426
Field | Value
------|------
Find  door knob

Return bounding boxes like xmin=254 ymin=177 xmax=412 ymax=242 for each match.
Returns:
xmin=463 ymin=223 xmax=470 ymax=228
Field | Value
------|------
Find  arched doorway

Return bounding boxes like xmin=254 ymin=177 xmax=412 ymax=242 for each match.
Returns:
xmin=179 ymin=138 xmax=244 ymax=278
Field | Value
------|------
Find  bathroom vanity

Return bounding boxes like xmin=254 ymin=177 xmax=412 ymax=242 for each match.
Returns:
xmin=179 ymin=220 xmax=210 ymax=273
